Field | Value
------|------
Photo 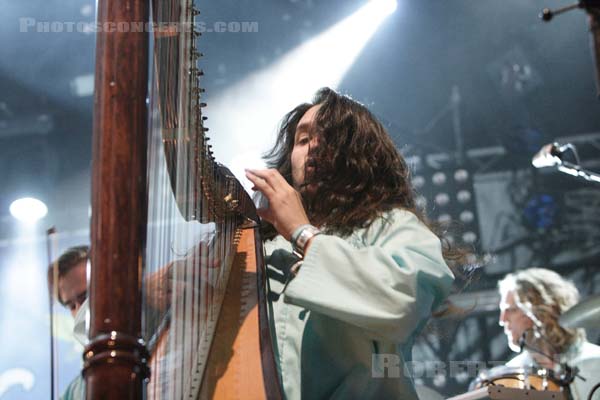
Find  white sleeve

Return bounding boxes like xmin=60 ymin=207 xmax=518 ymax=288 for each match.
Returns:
xmin=283 ymin=210 xmax=454 ymax=343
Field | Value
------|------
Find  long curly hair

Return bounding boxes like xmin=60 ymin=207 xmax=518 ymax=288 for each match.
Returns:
xmin=498 ymin=268 xmax=584 ymax=356
xmin=262 ymin=88 xmax=468 ymax=275
xmin=264 ymin=87 xmax=418 ymax=234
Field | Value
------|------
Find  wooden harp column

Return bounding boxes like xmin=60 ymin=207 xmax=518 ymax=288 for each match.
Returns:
xmin=84 ymin=0 xmax=284 ymax=398
xmin=83 ymin=0 xmax=150 ymax=398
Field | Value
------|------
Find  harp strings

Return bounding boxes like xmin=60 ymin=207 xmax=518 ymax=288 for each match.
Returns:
xmin=145 ymin=0 xmax=184 ymax=397
xmin=143 ymin=0 xmax=240 ymax=398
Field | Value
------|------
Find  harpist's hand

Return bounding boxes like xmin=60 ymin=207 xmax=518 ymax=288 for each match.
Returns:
xmin=144 ymin=240 xmax=222 ymax=311
xmin=245 ymin=168 xmax=310 ymax=241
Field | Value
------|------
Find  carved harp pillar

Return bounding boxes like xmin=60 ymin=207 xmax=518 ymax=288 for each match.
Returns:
xmin=83 ymin=0 xmax=149 ymax=398
xmin=84 ymin=0 xmax=282 ymax=399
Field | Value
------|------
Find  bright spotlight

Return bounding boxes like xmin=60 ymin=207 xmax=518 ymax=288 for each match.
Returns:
xmin=9 ymin=197 xmax=48 ymax=223
xmin=369 ymin=0 xmax=398 ymax=16
xmin=207 ymin=0 xmax=398 ymax=191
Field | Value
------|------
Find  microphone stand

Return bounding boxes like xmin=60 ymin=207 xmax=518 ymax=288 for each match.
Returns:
xmin=556 ymin=159 xmax=600 ymax=183
xmin=540 ymin=0 xmax=600 ymax=99
xmin=532 ymin=142 xmax=600 ymax=184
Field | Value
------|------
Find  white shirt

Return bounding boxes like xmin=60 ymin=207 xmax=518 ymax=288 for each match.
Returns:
xmin=507 ymin=340 xmax=600 ymax=400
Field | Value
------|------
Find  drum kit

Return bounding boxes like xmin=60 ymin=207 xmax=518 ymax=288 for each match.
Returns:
xmin=446 ymin=295 xmax=600 ymax=400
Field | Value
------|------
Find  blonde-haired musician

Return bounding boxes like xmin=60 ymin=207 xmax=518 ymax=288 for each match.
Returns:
xmin=498 ymin=267 xmax=600 ymax=400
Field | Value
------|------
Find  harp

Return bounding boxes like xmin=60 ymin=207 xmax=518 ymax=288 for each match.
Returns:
xmin=83 ymin=0 xmax=282 ymax=398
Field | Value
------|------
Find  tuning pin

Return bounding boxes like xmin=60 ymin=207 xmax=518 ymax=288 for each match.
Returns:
xmin=193 ymin=30 xmax=201 ymax=38
xmin=191 ymin=7 xmax=201 ymax=16
xmin=191 ymin=50 xmax=204 ymax=60
xmin=199 ymin=102 xmax=207 ymax=108
xmin=202 ymin=116 xmax=207 ymax=121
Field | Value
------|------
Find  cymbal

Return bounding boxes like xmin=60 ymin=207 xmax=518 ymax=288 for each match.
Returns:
xmin=559 ymin=295 xmax=600 ymax=330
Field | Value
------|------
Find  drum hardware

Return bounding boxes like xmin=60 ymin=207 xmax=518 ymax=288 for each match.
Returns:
xmin=539 ymin=0 xmax=600 ymax=99
xmin=468 ymin=366 xmax=566 ymax=393
xmin=451 ymin=365 xmax=570 ymax=400
xmin=517 ymin=328 xmax=584 ymax=389
xmin=447 ymin=386 xmax=568 ymax=400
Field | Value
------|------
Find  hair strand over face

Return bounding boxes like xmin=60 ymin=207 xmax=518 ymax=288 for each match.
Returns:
xmin=264 ymin=87 xmax=416 ymax=235
xmin=262 ymin=88 xmax=471 ymax=286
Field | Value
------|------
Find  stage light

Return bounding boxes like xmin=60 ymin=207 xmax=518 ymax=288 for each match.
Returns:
xmin=433 ymin=373 xmax=446 ymax=388
xmin=9 ymin=197 xmax=48 ymax=223
xmin=459 ymin=210 xmax=475 ymax=224
xmin=434 ymin=192 xmax=450 ymax=206
xmin=413 ymin=154 xmax=481 ymax=250
xmin=368 ymin=0 xmax=398 ymax=17
xmin=437 ymin=213 xmax=451 ymax=224
xmin=457 ymin=189 xmax=472 ymax=203
xmin=432 ymin=172 xmax=447 ymax=186
xmin=70 ymin=74 xmax=94 ymax=97
xmin=454 ymin=169 xmax=469 ymax=183
xmin=412 ymin=175 xmax=425 ymax=188
xmin=207 ymin=0 xmax=398 ymax=189
xmin=462 ymin=231 xmax=477 ymax=244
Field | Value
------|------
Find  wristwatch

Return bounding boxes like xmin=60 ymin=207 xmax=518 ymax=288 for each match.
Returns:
xmin=291 ymin=224 xmax=321 ymax=258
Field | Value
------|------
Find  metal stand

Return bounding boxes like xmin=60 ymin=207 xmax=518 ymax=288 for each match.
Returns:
xmin=556 ymin=160 xmax=600 ymax=183
xmin=412 ymin=85 xmax=464 ymax=161
xmin=447 ymin=386 xmax=568 ymax=400
xmin=540 ymin=0 xmax=600 ymax=98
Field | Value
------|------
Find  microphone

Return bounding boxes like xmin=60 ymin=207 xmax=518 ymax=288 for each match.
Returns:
xmin=519 ymin=331 xmax=527 ymax=353
xmin=520 ymin=327 xmax=556 ymax=363
xmin=522 ymin=326 xmax=584 ymax=384
xmin=531 ymin=142 xmax=570 ymax=168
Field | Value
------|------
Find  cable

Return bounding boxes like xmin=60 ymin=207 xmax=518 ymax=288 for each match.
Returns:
xmin=588 ymin=382 xmax=600 ymax=400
